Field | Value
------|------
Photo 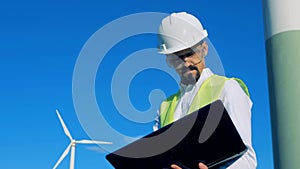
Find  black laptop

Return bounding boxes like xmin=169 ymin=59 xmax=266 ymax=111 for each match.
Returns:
xmin=106 ymin=100 xmax=247 ymax=169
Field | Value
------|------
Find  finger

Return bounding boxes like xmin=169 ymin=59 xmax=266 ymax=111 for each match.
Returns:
xmin=198 ymin=163 xmax=208 ymax=169
xmin=171 ymin=164 xmax=182 ymax=169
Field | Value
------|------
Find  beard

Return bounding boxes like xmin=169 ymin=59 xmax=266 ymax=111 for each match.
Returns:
xmin=180 ymin=65 xmax=200 ymax=85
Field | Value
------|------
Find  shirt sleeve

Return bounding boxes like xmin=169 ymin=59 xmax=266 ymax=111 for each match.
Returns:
xmin=218 ymin=79 xmax=257 ymax=169
xmin=153 ymin=110 xmax=160 ymax=131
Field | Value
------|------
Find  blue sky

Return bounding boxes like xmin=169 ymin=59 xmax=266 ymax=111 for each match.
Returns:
xmin=0 ymin=0 xmax=273 ymax=169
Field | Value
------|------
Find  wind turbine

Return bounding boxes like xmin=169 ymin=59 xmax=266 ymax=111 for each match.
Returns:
xmin=53 ymin=109 xmax=112 ymax=169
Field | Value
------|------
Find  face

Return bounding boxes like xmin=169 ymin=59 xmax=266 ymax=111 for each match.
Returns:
xmin=166 ymin=42 xmax=207 ymax=85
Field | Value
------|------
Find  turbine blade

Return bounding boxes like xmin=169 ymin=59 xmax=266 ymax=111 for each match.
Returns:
xmin=56 ymin=109 xmax=73 ymax=141
xmin=76 ymin=139 xmax=112 ymax=145
xmin=53 ymin=143 xmax=71 ymax=169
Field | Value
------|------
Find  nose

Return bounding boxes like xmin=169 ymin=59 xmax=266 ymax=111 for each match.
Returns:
xmin=183 ymin=58 xmax=191 ymax=67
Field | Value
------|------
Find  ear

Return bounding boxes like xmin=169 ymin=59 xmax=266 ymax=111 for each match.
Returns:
xmin=202 ymin=41 xmax=208 ymax=56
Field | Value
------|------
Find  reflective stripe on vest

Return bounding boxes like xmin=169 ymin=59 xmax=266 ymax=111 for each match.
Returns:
xmin=159 ymin=75 xmax=249 ymax=127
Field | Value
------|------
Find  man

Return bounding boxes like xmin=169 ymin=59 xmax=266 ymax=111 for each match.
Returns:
xmin=155 ymin=12 xmax=257 ymax=169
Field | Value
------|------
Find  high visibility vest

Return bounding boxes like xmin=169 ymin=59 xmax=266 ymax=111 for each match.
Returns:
xmin=159 ymin=75 xmax=250 ymax=127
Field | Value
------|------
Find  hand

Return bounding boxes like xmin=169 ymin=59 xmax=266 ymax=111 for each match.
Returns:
xmin=171 ymin=162 xmax=208 ymax=169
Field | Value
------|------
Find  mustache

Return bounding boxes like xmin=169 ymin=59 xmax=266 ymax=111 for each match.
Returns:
xmin=188 ymin=65 xmax=199 ymax=71
xmin=175 ymin=65 xmax=199 ymax=76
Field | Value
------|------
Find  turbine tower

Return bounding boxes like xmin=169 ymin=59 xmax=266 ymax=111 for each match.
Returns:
xmin=53 ymin=109 xmax=112 ymax=169
xmin=263 ymin=0 xmax=300 ymax=168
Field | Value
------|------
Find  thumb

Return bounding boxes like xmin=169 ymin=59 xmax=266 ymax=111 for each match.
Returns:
xmin=198 ymin=162 xmax=208 ymax=169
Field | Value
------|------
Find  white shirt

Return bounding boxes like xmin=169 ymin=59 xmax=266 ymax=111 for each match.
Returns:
xmin=154 ymin=68 xmax=257 ymax=169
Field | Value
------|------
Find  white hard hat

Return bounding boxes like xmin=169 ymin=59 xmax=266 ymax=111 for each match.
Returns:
xmin=158 ymin=12 xmax=208 ymax=54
